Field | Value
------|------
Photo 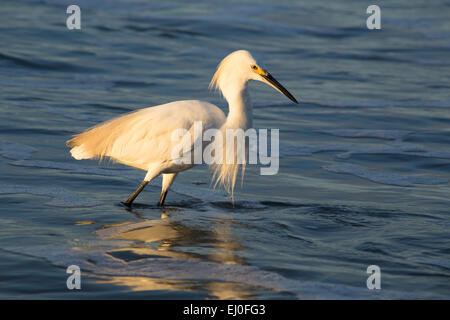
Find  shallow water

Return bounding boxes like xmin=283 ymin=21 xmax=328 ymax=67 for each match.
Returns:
xmin=0 ymin=0 xmax=449 ymax=299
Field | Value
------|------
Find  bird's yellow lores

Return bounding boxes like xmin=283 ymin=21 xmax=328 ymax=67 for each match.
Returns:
xmin=66 ymin=50 xmax=298 ymax=207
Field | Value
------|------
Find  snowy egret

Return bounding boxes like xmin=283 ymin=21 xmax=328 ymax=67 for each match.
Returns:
xmin=66 ymin=50 xmax=298 ymax=207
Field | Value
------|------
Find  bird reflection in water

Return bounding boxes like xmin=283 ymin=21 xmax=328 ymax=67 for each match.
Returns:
xmin=93 ymin=207 xmax=261 ymax=299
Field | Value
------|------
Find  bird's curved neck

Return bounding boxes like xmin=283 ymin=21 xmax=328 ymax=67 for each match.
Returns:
xmin=222 ymin=81 xmax=252 ymax=130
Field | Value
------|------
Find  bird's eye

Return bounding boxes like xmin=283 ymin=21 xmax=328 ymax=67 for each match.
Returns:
xmin=251 ymin=65 xmax=258 ymax=70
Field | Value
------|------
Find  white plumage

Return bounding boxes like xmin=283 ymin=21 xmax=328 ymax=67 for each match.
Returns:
xmin=67 ymin=50 xmax=298 ymax=206
xmin=68 ymin=101 xmax=225 ymax=170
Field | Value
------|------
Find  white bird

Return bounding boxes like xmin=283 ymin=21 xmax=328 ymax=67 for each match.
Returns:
xmin=66 ymin=50 xmax=298 ymax=207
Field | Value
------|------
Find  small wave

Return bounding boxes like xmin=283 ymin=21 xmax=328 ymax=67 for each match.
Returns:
xmin=124 ymin=24 xmax=204 ymax=38
xmin=9 ymin=159 xmax=295 ymax=208
xmin=428 ymin=218 xmax=450 ymax=227
xmin=323 ymin=163 xmax=448 ymax=187
xmin=279 ymin=140 xmax=450 ymax=160
xmin=9 ymin=159 xmax=233 ymax=204
xmin=252 ymin=101 xmax=297 ymax=108
xmin=4 ymin=245 xmax=443 ymax=299
xmin=260 ymin=200 xmax=303 ymax=207
xmin=95 ymin=219 xmax=172 ymax=239
xmin=10 ymin=159 xmax=142 ymax=179
xmin=0 ymin=140 xmax=36 ymax=160
xmin=210 ymin=200 xmax=266 ymax=209
xmin=0 ymin=52 xmax=99 ymax=72
xmin=317 ymin=129 xmax=411 ymax=141
xmin=2 ymin=75 xmax=152 ymax=91
xmin=20 ymin=103 xmax=100 ymax=121
xmin=409 ymin=257 xmax=450 ymax=270
xmin=279 ymin=142 xmax=348 ymax=157
xmin=72 ymin=74 xmax=154 ymax=89
xmin=318 ymin=99 xmax=450 ymax=109
xmin=0 ymin=184 xmax=101 ymax=207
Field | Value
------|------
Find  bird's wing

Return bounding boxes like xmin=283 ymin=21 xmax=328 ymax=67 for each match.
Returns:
xmin=66 ymin=100 xmax=226 ymax=170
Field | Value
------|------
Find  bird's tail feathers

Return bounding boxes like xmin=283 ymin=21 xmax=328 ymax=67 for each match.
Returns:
xmin=65 ymin=110 xmax=139 ymax=161
xmin=67 ymin=144 xmax=93 ymax=160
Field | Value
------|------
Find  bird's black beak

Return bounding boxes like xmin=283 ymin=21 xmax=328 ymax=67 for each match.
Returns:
xmin=261 ymin=73 xmax=298 ymax=104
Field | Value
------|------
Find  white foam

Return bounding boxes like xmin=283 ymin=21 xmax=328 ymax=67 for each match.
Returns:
xmin=323 ymin=163 xmax=448 ymax=187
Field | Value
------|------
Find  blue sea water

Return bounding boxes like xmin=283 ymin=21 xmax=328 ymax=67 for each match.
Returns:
xmin=0 ymin=0 xmax=449 ymax=299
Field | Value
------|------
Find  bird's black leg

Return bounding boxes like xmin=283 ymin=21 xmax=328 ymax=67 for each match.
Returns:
xmin=121 ymin=180 xmax=149 ymax=207
xmin=157 ymin=173 xmax=176 ymax=207
xmin=157 ymin=190 xmax=167 ymax=207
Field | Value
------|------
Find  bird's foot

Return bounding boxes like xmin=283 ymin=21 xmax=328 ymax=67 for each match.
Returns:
xmin=121 ymin=201 xmax=132 ymax=207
